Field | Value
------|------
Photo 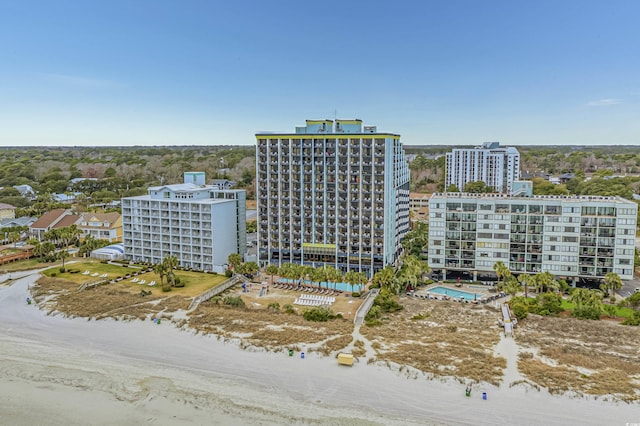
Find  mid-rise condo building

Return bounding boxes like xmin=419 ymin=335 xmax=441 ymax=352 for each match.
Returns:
xmin=445 ymin=142 xmax=520 ymax=194
xmin=428 ymin=193 xmax=637 ymax=281
xmin=256 ymin=119 xmax=410 ymax=276
xmin=121 ymin=172 xmax=246 ymax=273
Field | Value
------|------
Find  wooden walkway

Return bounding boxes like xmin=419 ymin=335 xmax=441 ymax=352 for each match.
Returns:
xmin=187 ymin=274 xmax=244 ymax=312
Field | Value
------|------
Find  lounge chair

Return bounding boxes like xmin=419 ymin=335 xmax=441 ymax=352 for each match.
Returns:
xmin=139 ymin=279 xmax=146 ymax=285
xmin=82 ymin=270 xmax=90 ymax=275
xmin=131 ymin=278 xmax=139 ymax=283
xmin=148 ymin=281 xmax=156 ymax=286
xmin=91 ymin=272 xmax=99 ymax=277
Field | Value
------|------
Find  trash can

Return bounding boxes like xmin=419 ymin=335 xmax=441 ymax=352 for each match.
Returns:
xmin=482 ymin=392 xmax=487 ymax=400
xmin=301 ymin=352 xmax=305 ymax=359
xmin=157 ymin=319 xmax=161 ymax=325
xmin=288 ymin=349 xmax=294 ymax=357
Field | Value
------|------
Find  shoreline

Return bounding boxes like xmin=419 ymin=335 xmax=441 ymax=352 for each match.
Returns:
xmin=1 ymin=272 xmax=638 ymax=425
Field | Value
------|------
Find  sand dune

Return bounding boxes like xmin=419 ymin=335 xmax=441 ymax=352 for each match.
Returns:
xmin=0 ymin=271 xmax=637 ymax=425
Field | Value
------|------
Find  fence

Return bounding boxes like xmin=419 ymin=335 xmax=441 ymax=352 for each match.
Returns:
xmin=187 ymin=275 xmax=242 ymax=311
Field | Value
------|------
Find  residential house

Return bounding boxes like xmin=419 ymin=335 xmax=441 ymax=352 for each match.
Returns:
xmin=0 ymin=203 xmax=16 ymax=220
xmin=76 ymin=212 xmax=122 ymax=243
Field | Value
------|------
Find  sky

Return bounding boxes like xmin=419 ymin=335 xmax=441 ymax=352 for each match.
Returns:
xmin=1 ymin=0 xmax=639 ymax=147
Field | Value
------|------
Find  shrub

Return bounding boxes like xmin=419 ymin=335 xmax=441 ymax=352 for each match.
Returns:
xmin=351 ymin=292 xmax=361 ymax=298
xmin=161 ymin=284 xmax=171 ymax=292
xmin=59 ymin=267 xmax=66 ymax=273
xmin=223 ymin=296 xmax=245 ymax=307
xmin=572 ymin=306 xmax=601 ymax=320
xmin=536 ymin=292 xmax=563 ymax=315
xmin=411 ymin=312 xmax=430 ymax=320
xmin=283 ymin=303 xmax=295 ymax=314
xmin=267 ymin=302 xmax=280 ymax=311
xmin=303 ymin=306 xmax=338 ymax=322
xmin=224 ymin=269 xmax=233 ymax=278
xmin=511 ymin=302 xmax=529 ymax=320
xmin=621 ymin=312 xmax=640 ymax=326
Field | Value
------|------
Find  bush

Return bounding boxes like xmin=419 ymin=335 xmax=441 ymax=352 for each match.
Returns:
xmin=225 ymin=269 xmax=233 ymax=278
xmin=511 ymin=302 xmax=529 ymax=320
xmin=621 ymin=312 xmax=640 ymax=326
xmin=59 ymin=267 xmax=66 ymax=273
xmin=283 ymin=303 xmax=295 ymax=314
xmin=303 ymin=306 xmax=338 ymax=322
xmin=572 ymin=306 xmax=602 ymax=320
xmin=267 ymin=302 xmax=280 ymax=311
xmin=223 ymin=296 xmax=245 ymax=307
xmin=351 ymin=292 xmax=361 ymax=298
xmin=161 ymin=284 xmax=171 ymax=292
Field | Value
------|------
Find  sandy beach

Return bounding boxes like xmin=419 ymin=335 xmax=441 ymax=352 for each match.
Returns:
xmin=1 ymin=271 xmax=638 ymax=426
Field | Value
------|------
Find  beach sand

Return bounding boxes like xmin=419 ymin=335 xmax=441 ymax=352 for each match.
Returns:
xmin=1 ymin=271 xmax=638 ymax=425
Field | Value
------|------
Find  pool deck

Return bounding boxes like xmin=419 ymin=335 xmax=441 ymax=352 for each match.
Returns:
xmin=408 ymin=282 xmax=507 ymax=304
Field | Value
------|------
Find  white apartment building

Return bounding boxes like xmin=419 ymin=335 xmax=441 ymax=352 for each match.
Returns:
xmin=256 ymin=119 xmax=410 ymax=277
xmin=428 ymin=193 xmax=637 ymax=282
xmin=445 ymin=142 xmax=520 ymax=194
xmin=121 ymin=172 xmax=246 ymax=273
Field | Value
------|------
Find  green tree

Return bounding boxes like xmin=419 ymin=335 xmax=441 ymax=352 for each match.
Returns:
xmin=446 ymin=184 xmax=460 ymax=193
xmin=153 ymin=262 xmax=167 ymax=289
xmin=227 ymin=253 xmax=242 ymax=271
xmin=162 ymin=255 xmax=179 ymax=287
xmin=57 ymin=250 xmax=70 ymax=271
xmin=463 ymin=181 xmax=493 ymax=193
xmin=504 ymin=276 xmax=522 ymax=296
xmin=266 ymin=264 xmax=279 ymax=285
xmin=517 ymin=274 xmax=531 ymax=298
xmin=324 ymin=265 xmax=343 ymax=291
xmin=309 ymin=267 xmax=326 ymax=289
xmin=493 ymin=261 xmax=511 ymax=289
xmin=372 ymin=266 xmax=396 ymax=290
xmin=344 ymin=270 xmax=367 ymax=293
xmin=402 ymin=222 xmax=428 ymax=257
xmin=601 ymin=272 xmax=623 ymax=303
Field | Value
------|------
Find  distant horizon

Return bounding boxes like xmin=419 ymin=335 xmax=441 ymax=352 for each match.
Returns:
xmin=2 ymin=143 xmax=640 ymax=149
xmin=1 ymin=2 xmax=639 ymax=147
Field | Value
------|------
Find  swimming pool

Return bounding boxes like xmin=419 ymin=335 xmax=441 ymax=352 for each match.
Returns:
xmin=279 ymin=278 xmax=359 ymax=293
xmin=428 ymin=286 xmax=483 ymax=301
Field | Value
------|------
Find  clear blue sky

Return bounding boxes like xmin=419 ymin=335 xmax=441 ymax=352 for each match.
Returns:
xmin=1 ymin=0 xmax=638 ymax=147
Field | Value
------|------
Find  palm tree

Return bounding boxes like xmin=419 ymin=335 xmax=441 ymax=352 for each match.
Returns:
xmin=372 ymin=266 xmax=395 ymax=290
xmin=309 ymin=267 xmax=325 ymax=289
xmin=504 ymin=276 xmax=522 ymax=297
xmin=8 ymin=231 xmax=21 ymax=247
xmin=57 ymin=250 xmax=70 ymax=271
xmin=602 ymin=272 xmax=623 ymax=303
xmin=535 ymin=272 xmax=557 ymax=294
xmin=227 ymin=253 xmax=242 ymax=271
xmin=324 ymin=265 xmax=343 ymax=291
xmin=266 ymin=264 xmax=279 ymax=286
xmin=493 ymin=261 xmax=511 ymax=290
xmin=162 ymin=255 xmax=179 ymax=287
xmin=517 ymin=274 xmax=531 ymax=298
xmin=152 ymin=262 xmax=167 ymax=288
xmin=344 ymin=270 xmax=368 ymax=293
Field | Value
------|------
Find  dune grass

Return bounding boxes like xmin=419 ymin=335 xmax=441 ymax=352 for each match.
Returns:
xmin=517 ymin=315 xmax=640 ymax=400
xmin=361 ymin=298 xmax=506 ymax=386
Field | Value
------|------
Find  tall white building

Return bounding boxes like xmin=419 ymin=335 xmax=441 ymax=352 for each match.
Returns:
xmin=256 ymin=119 xmax=410 ymax=277
xmin=121 ymin=172 xmax=246 ymax=273
xmin=445 ymin=142 xmax=520 ymax=194
xmin=428 ymin=193 xmax=637 ymax=281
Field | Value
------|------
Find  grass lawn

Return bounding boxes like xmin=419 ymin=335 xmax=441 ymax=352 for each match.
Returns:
xmin=560 ymin=299 xmax=635 ymax=319
xmin=42 ymin=260 xmax=228 ymax=297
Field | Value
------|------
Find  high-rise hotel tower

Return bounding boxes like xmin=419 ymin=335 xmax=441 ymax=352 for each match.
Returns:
xmin=256 ymin=119 xmax=410 ymax=277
